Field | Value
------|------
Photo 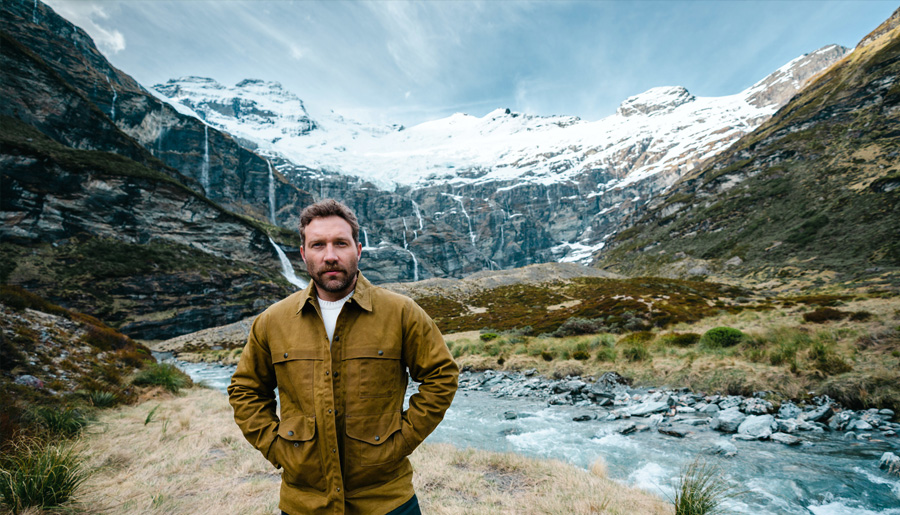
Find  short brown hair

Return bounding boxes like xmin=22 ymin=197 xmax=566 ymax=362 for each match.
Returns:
xmin=299 ymin=199 xmax=359 ymax=246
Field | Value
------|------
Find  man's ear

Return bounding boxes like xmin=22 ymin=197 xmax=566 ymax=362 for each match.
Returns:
xmin=300 ymin=245 xmax=307 ymax=264
xmin=356 ymin=242 xmax=362 ymax=260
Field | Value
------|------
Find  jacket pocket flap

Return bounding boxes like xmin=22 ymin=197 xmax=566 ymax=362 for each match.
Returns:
xmin=278 ymin=415 xmax=316 ymax=441
xmin=343 ymin=347 xmax=401 ymax=360
xmin=345 ymin=411 xmax=401 ymax=445
xmin=272 ymin=349 xmax=321 ymax=364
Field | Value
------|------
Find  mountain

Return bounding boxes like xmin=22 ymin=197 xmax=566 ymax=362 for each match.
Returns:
xmin=153 ymin=46 xmax=848 ymax=278
xmin=597 ymin=8 xmax=900 ymax=290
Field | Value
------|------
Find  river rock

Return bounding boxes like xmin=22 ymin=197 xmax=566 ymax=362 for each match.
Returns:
xmin=738 ymin=415 xmax=777 ymax=439
xmin=846 ymin=419 xmax=874 ymax=431
xmin=573 ymin=414 xmax=596 ymax=422
xmin=742 ymin=398 xmax=773 ymax=415
xmin=617 ymin=422 xmax=637 ymax=435
xmin=803 ymin=404 xmax=834 ymax=423
xmin=503 ymin=411 xmax=518 ymax=420
xmin=658 ymin=426 xmax=691 ymax=438
xmin=718 ymin=396 xmax=742 ymax=410
xmin=878 ymin=409 xmax=895 ymax=418
xmin=879 ymin=452 xmax=900 ymax=476
xmin=770 ymin=432 xmax=802 ymax=446
xmin=710 ymin=408 xmax=746 ymax=433
xmin=778 ymin=402 xmax=802 ymax=419
xmin=828 ymin=411 xmax=853 ymax=431
xmin=704 ymin=439 xmax=738 ymax=457
xmin=699 ymin=403 xmax=720 ymax=415
xmin=629 ymin=401 xmax=670 ymax=417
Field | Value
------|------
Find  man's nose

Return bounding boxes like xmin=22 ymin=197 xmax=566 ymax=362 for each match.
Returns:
xmin=324 ymin=244 xmax=338 ymax=262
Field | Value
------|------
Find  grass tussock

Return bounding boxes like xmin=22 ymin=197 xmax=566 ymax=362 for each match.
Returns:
xmin=76 ymin=387 xmax=671 ymax=514
xmin=672 ymin=457 xmax=743 ymax=515
xmin=0 ymin=437 xmax=88 ymax=514
xmin=131 ymin=363 xmax=192 ymax=393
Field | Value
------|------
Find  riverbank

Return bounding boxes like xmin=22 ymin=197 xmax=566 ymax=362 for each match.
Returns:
xmin=75 ymin=387 xmax=672 ymax=514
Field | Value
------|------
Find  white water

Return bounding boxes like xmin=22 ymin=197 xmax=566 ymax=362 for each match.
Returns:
xmin=156 ymin=123 xmax=165 ymax=156
xmin=363 ymin=228 xmax=371 ymax=249
xmin=404 ymin=248 xmax=419 ymax=282
xmin=32 ymin=0 xmax=38 ymax=24
xmin=412 ymin=201 xmax=425 ymax=230
xmin=447 ymin=194 xmax=476 ymax=244
xmin=267 ymin=161 xmax=276 ymax=224
xmin=267 ymin=237 xmax=307 ymax=289
xmin=106 ymin=76 xmax=117 ymax=123
xmin=201 ymin=125 xmax=210 ymax=192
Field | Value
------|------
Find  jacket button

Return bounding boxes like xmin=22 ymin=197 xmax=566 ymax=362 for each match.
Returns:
xmin=328 ymin=409 xmax=332 ymax=414
xmin=334 ymin=336 xmax=340 ymax=342
xmin=378 ymin=350 xmax=384 ymax=356
xmin=374 ymin=435 xmax=380 ymax=441
xmin=336 ymin=487 xmax=341 ymax=492
xmin=332 ymin=448 xmax=337 ymax=453
xmin=325 ymin=371 xmax=329 ymax=375
xmin=333 ymin=372 xmax=339 ymax=378
xmin=293 ymin=442 xmax=299 ymax=447
xmin=288 ymin=431 xmax=294 ymax=436
xmin=283 ymin=352 xmax=288 ymax=358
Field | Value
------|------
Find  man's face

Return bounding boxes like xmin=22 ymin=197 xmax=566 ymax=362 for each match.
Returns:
xmin=300 ymin=216 xmax=362 ymax=302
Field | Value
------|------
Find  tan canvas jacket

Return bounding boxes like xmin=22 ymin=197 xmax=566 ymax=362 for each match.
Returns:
xmin=228 ymin=273 xmax=458 ymax=515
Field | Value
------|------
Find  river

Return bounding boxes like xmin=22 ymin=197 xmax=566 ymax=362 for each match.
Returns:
xmin=157 ymin=354 xmax=900 ymax=514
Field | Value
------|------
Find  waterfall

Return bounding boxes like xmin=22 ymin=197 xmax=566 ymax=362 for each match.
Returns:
xmin=402 ymin=218 xmax=409 ymax=239
xmin=363 ymin=228 xmax=371 ymax=249
xmin=156 ymin=123 xmax=165 ymax=157
xmin=32 ymin=0 xmax=38 ymax=23
xmin=268 ymin=237 xmax=307 ymax=289
xmin=201 ymin=125 xmax=210 ymax=192
xmin=413 ymin=230 xmax=418 ymax=240
xmin=404 ymin=249 xmax=419 ymax=282
xmin=450 ymin=195 xmax=476 ymax=245
xmin=500 ymin=225 xmax=504 ymax=249
xmin=412 ymin=201 xmax=424 ymax=230
xmin=106 ymin=76 xmax=117 ymax=123
xmin=267 ymin=161 xmax=276 ymax=224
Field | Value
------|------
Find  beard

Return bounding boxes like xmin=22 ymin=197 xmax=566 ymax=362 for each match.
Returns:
xmin=308 ymin=262 xmax=358 ymax=296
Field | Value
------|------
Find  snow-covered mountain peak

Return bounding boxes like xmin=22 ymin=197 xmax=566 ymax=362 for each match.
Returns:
xmin=617 ymin=86 xmax=696 ymax=117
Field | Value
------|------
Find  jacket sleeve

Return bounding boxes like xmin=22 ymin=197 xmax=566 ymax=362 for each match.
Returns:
xmin=399 ymin=299 xmax=459 ymax=453
xmin=227 ymin=313 xmax=280 ymax=465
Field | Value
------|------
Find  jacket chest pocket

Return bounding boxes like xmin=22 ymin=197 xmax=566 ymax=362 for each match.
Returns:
xmin=272 ymin=349 xmax=321 ymax=415
xmin=343 ymin=347 xmax=402 ymax=399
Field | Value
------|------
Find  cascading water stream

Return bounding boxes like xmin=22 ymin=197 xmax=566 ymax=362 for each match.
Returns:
xmin=412 ymin=201 xmax=425 ymax=230
xmin=267 ymin=161 xmax=277 ymax=224
xmin=201 ymin=125 xmax=210 ymax=193
xmin=401 ymin=224 xmax=419 ymax=281
xmin=267 ymin=237 xmax=307 ymax=289
xmin=106 ymin=76 xmax=117 ymax=123
xmin=446 ymin=195 xmax=476 ymax=245
xmin=363 ymin=229 xmax=371 ymax=249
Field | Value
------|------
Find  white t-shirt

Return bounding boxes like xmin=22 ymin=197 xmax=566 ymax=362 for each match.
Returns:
xmin=318 ymin=291 xmax=354 ymax=346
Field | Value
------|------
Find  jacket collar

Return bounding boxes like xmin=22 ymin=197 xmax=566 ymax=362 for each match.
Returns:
xmin=296 ymin=271 xmax=374 ymax=314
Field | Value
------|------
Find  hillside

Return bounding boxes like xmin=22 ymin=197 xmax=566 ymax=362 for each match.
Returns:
xmin=598 ymin=9 xmax=900 ymax=291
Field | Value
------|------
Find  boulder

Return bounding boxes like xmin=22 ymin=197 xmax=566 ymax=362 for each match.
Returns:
xmin=573 ymin=414 xmax=595 ymax=422
xmin=803 ymin=404 xmax=834 ymax=423
xmin=629 ymin=401 xmax=670 ymax=417
xmin=658 ymin=426 xmax=691 ymax=438
xmin=700 ymin=403 xmax=720 ymax=415
xmin=742 ymin=398 xmax=773 ymax=415
xmin=710 ymin=408 xmax=746 ymax=433
xmin=777 ymin=402 xmax=802 ymax=420
xmin=718 ymin=396 xmax=742 ymax=410
xmin=503 ymin=411 xmax=518 ymax=420
xmin=14 ymin=375 xmax=43 ymax=389
xmin=879 ymin=452 xmax=900 ymax=477
xmin=704 ymin=439 xmax=737 ymax=457
xmin=828 ymin=411 xmax=853 ymax=431
xmin=738 ymin=415 xmax=777 ymax=439
xmin=846 ymin=419 xmax=874 ymax=431
xmin=617 ymin=422 xmax=637 ymax=435
xmin=770 ymin=432 xmax=802 ymax=446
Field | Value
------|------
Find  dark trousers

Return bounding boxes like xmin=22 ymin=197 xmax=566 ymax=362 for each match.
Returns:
xmin=282 ymin=494 xmax=420 ymax=515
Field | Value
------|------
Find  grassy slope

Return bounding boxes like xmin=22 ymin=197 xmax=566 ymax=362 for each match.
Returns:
xmin=599 ymin=25 xmax=900 ymax=290
xmin=76 ymin=387 xmax=672 ymax=514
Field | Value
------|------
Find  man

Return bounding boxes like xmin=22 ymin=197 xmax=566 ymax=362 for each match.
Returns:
xmin=228 ymin=199 xmax=458 ymax=515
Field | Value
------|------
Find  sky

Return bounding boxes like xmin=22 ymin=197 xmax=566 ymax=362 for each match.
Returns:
xmin=43 ymin=0 xmax=898 ymax=127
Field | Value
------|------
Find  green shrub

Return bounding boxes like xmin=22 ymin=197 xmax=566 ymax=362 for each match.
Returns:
xmin=131 ymin=363 xmax=191 ymax=393
xmin=32 ymin=407 xmax=88 ymax=437
xmin=661 ymin=332 xmax=701 ymax=347
xmin=480 ymin=333 xmax=499 ymax=342
xmin=554 ymin=317 xmax=606 ymax=337
xmin=572 ymin=350 xmax=591 ymax=361
xmin=0 ymin=439 xmax=88 ymax=513
xmin=541 ymin=351 xmax=554 ymax=362
xmin=803 ymin=307 xmax=849 ymax=324
xmin=809 ymin=341 xmax=852 ymax=375
xmin=622 ymin=344 xmax=650 ymax=362
xmin=700 ymin=327 xmax=745 ymax=349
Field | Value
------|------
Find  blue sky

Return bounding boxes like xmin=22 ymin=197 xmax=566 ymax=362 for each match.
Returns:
xmin=44 ymin=0 xmax=897 ymax=126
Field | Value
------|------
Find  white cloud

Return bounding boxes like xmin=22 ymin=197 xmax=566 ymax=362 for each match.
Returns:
xmin=43 ymin=0 xmax=126 ymax=55
xmin=289 ymin=44 xmax=307 ymax=60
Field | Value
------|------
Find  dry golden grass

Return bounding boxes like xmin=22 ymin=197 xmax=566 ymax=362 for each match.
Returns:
xmin=76 ymin=388 xmax=671 ymax=514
